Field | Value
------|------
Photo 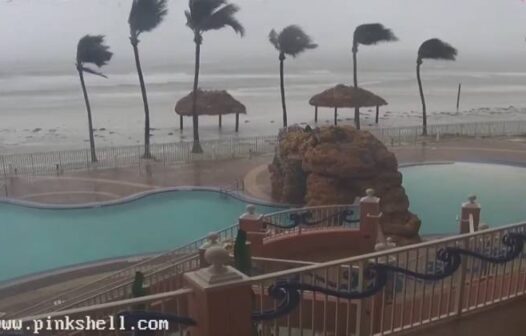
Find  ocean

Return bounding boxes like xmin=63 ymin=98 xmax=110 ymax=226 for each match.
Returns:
xmin=2 ymin=57 xmax=526 ymax=154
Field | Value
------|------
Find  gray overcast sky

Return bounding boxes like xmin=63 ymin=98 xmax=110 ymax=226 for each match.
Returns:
xmin=1 ymin=0 xmax=526 ymax=69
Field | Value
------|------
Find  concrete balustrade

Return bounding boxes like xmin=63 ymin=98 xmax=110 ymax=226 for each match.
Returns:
xmin=184 ymin=244 xmax=252 ymax=336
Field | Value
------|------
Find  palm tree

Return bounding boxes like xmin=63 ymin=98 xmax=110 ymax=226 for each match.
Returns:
xmin=185 ymin=0 xmax=245 ymax=153
xmin=76 ymin=35 xmax=113 ymax=163
xmin=417 ymin=38 xmax=457 ymax=135
xmin=352 ymin=23 xmax=397 ymax=130
xmin=129 ymin=0 xmax=168 ymax=159
xmin=269 ymin=25 xmax=317 ymax=128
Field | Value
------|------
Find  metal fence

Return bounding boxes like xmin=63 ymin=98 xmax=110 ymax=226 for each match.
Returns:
xmin=0 ymin=135 xmax=278 ymax=177
xmin=17 ymin=221 xmax=526 ymax=336
xmin=369 ymin=119 xmax=526 ymax=146
xmin=250 ymin=221 xmax=526 ymax=336
xmin=260 ymin=204 xmax=361 ymax=241
xmin=2 ymin=119 xmax=526 ymax=177
xmin=21 ymin=288 xmax=194 ymax=336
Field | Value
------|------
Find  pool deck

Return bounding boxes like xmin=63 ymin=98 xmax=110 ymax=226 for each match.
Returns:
xmin=2 ymin=135 xmax=526 ymax=315
xmin=2 ymin=136 xmax=526 ymax=205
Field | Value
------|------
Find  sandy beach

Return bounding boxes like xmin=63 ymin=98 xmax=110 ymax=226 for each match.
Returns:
xmin=3 ymin=59 xmax=526 ymax=154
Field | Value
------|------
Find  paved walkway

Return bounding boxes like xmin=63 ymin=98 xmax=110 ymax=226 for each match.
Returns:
xmin=3 ymin=137 xmax=526 ymax=205
xmin=2 ymin=155 xmax=273 ymax=204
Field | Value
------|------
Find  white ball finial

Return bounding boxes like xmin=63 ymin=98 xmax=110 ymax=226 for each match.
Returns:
xmin=246 ymin=204 xmax=256 ymax=215
xmin=207 ymin=232 xmax=219 ymax=244
xmin=205 ymin=245 xmax=230 ymax=274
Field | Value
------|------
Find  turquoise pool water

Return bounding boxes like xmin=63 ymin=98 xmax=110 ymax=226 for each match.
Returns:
xmin=1 ymin=162 xmax=525 ymax=282
xmin=0 ymin=191 xmax=281 ymax=282
xmin=401 ymin=162 xmax=526 ymax=235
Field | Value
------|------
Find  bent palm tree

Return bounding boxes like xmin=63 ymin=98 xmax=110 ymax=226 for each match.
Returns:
xmin=185 ymin=0 xmax=245 ymax=153
xmin=417 ymin=38 xmax=457 ymax=135
xmin=76 ymin=35 xmax=113 ymax=163
xmin=129 ymin=0 xmax=168 ymax=159
xmin=352 ymin=23 xmax=397 ymax=129
xmin=269 ymin=25 xmax=317 ymax=128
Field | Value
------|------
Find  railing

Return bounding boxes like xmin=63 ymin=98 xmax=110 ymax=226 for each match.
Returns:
xmin=2 ymin=119 xmax=526 ymax=177
xmin=260 ymin=204 xmax=360 ymax=241
xmin=0 ymin=135 xmax=277 ymax=177
xmin=9 ymin=224 xmax=240 ymax=318
xmin=21 ymin=288 xmax=195 ymax=336
xmin=249 ymin=221 xmax=526 ymax=336
xmin=469 ymin=214 xmax=475 ymax=233
xmin=369 ymin=119 xmax=526 ymax=146
xmin=13 ymin=222 xmax=526 ymax=335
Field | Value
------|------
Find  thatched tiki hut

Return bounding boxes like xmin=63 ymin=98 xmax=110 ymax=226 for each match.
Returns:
xmin=175 ymin=89 xmax=246 ymax=132
xmin=309 ymin=84 xmax=387 ymax=126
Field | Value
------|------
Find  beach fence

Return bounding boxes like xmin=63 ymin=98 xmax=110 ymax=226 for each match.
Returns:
xmin=369 ymin=119 xmax=526 ymax=146
xmin=1 ymin=119 xmax=526 ymax=177
xmin=0 ymin=136 xmax=278 ymax=177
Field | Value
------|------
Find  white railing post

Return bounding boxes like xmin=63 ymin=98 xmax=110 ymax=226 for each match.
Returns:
xmin=1 ymin=156 xmax=6 ymax=177
xmin=460 ymin=195 xmax=481 ymax=234
xmin=454 ymin=237 xmax=469 ymax=317
xmin=360 ymin=188 xmax=382 ymax=252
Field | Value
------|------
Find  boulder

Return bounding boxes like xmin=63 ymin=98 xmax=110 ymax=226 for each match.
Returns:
xmin=268 ymin=125 xmax=421 ymax=244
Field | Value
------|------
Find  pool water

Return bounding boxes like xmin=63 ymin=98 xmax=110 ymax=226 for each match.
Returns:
xmin=1 ymin=162 xmax=525 ymax=282
xmin=0 ymin=191 xmax=281 ymax=282
xmin=401 ymin=162 xmax=526 ymax=235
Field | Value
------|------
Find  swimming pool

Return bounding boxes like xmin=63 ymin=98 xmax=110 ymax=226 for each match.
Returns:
xmin=401 ymin=162 xmax=526 ymax=235
xmin=0 ymin=191 xmax=282 ymax=282
xmin=1 ymin=162 xmax=525 ymax=282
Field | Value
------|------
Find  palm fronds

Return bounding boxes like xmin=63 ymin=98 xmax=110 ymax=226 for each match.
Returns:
xmin=76 ymin=35 xmax=113 ymax=69
xmin=418 ymin=38 xmax=458 ymax=61
xmin=353 ymin=23 xmax=398 ymax=46
xmin=186 ymin=0 xmax=244 ymax=36
xmin=268 ymin=25 xmax=317 ymax=57
xmin=129 ymin=0 xmax=168 ymax=38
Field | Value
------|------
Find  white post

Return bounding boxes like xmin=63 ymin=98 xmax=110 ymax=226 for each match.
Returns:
xmin=460 ymin=194 xmax=481 ymax=234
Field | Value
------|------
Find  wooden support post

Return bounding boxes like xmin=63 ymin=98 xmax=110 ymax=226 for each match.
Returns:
xmin=235 ymin=113 xmax=239 ymax=132
xmin=456 ymin=83 xmax=462 ymax=112
xmin=375 ymin=105 xmax=379 ymax=124
xmin=180 ymin=115 xmax=183 ymax=130
xmin=314 ymin=106 xmax=318 ymax=123
xmin=334 ymin=107 xmax=338 ymax=126
xmin=219 ymin=114 xmax=222 ymax=129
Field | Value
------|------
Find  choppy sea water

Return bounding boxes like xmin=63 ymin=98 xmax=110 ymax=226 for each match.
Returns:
xmin=1 ymin=60 xmax=526 ymax=153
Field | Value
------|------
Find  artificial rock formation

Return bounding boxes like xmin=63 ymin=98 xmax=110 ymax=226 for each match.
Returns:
xmin=269 ymin=125 xmax=421 ymax=244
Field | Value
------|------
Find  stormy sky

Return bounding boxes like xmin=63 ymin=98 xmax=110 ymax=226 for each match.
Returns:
xmin=0 ymin=0 xmax=525 ymax=69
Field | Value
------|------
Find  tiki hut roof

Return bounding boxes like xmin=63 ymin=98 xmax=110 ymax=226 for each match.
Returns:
xmin=309 ymin=84 xmax=387 ymax=108
xmin=175 ymin=89 xmax=247 ymax=116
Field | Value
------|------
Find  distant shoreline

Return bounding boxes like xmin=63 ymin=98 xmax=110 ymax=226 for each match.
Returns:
xmin=2 ymin=105 xmax=526 ymax=155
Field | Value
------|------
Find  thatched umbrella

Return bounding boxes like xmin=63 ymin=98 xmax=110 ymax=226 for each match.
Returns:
xmin=309 ymin=84 xmax=387 ymax=125
xmin=175 ymin=89 xmax=247 ymax=132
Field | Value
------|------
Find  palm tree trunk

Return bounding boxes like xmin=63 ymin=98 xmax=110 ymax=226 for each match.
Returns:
xmin=279 ymin=53 xmax=287 ymax=128
xmin=352 ymin=45 xmax=360 ymax=130
xmin=416 ymin=60 xmax=427 ymax=136
xmin=191 ymin=36 xmax=203 ymax=154
xmin=132 ymin=41 xmax=152 ymax=159
xmin=77 ymin=68 xmax=97 ymax=163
